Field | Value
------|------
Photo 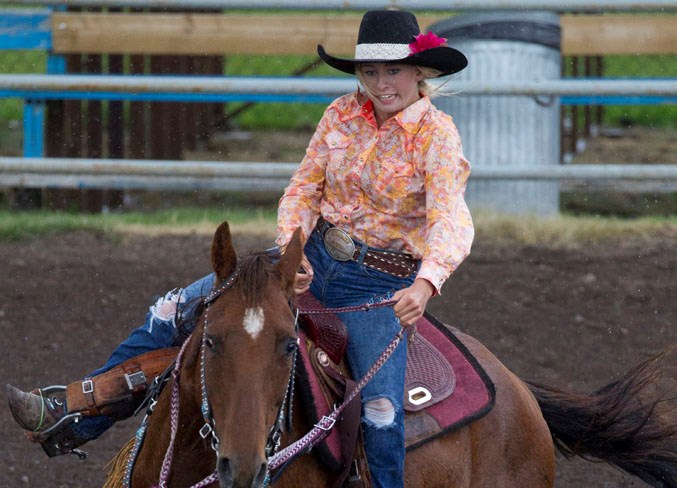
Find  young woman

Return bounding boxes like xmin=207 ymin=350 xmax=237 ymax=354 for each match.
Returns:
xmin=8 ymin=9 xmax=473 ymax=487
xmin=275 ymin=10 xmax=473 ymax=487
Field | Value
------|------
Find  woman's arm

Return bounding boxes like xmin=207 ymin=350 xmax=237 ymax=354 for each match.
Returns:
xmin=276 ymin=105 xmax=334 ymax=249
xmin=417 ymin=118 xmax=475 ymax=295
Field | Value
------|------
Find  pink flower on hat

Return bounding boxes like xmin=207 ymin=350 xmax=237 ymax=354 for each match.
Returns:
xmin=409 ymin=32 xmax=448 ymax=55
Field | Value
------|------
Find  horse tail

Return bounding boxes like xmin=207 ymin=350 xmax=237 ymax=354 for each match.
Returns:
xmin=525 ymin=348 xmax=677 ymax=488
xmin=103 ymin=436 xmax=136 ymax=488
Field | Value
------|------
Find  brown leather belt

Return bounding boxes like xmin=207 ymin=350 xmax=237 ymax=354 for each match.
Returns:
xmin=315 ymin=217 xmax=419 ymax=278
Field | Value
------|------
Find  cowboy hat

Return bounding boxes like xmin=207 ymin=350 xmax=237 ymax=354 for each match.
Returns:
xmin=318 ymin=10 xmax=467 ymax=77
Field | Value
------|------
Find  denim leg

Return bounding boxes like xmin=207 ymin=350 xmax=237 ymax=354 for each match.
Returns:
xmin=361 ymin=408 xmax=406 ymax=488
xmin=304 ymin=232 xmax=411 ymax=488
xmin=72 ymin=273 xmax=215 ymax=440
xmin=340 ymin=307 xmax=407 ymax=488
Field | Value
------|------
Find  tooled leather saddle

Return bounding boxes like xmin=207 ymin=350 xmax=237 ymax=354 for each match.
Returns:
xmin=295 ymin=292 xmax=496 ymax=487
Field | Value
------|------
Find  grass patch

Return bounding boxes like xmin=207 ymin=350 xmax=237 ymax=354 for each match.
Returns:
xmin=473 ymin=211 xmax=676 ymax=249
xmin=562 ymin=191 xmax=677 ymax=218
xmin=0 ymin=207 xmax=277 ymax=241
xmin=1 ymin=207 xmax=674 ymax=248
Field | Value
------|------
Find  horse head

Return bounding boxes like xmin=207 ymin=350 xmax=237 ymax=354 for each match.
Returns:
xmin=204 ymin=221 xmax=303 ymax=488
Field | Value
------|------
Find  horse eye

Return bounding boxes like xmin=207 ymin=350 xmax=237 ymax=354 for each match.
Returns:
xmin=204 ymin=336 xmax=215 ymax=350
xmin=285 ymin=337 xmax=299 ymax=357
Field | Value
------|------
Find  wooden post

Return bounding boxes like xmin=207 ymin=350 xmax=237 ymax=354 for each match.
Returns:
xmin=42 ymin=18 xmax=85 ymax=211
xmin=128 ymin=8 xmax=147 ymax=162
xmin=83 ymin=23 xmax=104 ymax=213
xmin=107 ymin=9 xmax=125 ymax=210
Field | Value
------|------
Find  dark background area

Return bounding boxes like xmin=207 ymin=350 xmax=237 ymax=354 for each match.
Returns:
xmin=1 ymin=228 xmax=674 ymax=487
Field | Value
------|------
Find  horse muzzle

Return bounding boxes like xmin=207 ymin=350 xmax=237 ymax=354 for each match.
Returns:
xmin=217 ymin=456 xmax=268 ymax=488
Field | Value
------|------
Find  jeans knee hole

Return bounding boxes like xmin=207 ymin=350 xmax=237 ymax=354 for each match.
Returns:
xmin=150 ymin=289 xmax=184 ymax=322
xmin=364 ymin=398 xmax=395 ymax=428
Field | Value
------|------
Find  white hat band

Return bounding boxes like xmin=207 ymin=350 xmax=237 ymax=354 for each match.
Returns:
xmin=354 ymin=43 xmax=412 ymax=61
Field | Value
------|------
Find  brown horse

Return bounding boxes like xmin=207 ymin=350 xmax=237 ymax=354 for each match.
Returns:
xmin=106 ymin=220 xmax=676 ymax=488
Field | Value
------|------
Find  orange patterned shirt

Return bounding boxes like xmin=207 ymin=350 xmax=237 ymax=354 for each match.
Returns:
xmin=277 ymin=93 xmax=474 ymax=293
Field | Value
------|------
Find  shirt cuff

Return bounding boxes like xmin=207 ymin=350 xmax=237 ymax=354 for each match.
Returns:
xmin=416 ymin=261 xmax=449 ymax=296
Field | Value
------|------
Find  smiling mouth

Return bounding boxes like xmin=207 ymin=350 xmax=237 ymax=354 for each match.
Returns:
xmin=378 ymin=94 xmax=396 ymax=101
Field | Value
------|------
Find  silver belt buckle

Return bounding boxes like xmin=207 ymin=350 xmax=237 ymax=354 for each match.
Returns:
xmin=323 ymin=227 xmax=356 ymax=261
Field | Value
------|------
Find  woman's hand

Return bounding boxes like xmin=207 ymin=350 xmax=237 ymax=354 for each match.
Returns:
xmin=392 ymin=279 xmax=435 ymax=326
xmin=293 ymin=254 xmax=314 ymax=295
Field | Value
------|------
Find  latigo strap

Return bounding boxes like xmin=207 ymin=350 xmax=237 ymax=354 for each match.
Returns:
xmin=66 ymin=348 xmax=178 ymax=417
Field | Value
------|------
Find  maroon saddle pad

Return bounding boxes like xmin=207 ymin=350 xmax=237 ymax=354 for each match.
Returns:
xmin=296 ymin=303 xmax=496 ymax=469
xmin=404 ymin=313 xmax=496 ymax=451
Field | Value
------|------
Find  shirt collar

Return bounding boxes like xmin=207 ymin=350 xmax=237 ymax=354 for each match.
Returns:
xmin=394 ymin=95 xmax=430 ymax=134
xmin=338 ymin=94 xmax=430 ymax=133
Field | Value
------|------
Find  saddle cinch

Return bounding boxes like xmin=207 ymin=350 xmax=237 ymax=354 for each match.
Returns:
xmin=294 ymin=292 xmax=496 ymax=487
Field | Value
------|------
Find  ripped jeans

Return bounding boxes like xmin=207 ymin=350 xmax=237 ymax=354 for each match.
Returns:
xmin=72 ymin=273 xmax=216 ymax=440
xmin=304 ymin=231 xmax=414 ymax=488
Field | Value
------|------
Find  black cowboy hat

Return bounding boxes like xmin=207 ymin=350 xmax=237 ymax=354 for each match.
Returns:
xmin=318 ymin=10 xmax=468 ymax=77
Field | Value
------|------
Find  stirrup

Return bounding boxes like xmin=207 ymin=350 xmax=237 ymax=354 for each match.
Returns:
xmin=26 ymin=386 xmax=89 ymax=459
xmin=34 ymin=417 xmax=90 ymax=459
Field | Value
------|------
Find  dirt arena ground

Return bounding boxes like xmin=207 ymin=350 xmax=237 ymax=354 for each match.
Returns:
xmin=0 ymin=224 xmax=674 ymax=487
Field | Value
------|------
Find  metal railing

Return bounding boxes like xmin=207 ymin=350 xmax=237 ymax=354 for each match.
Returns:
xmin=2 ymin=157 xmax=676 ymax=192
xmin=5 ymin=0 xmax=677 ymax=11
xmin=1 ymin=75 xmax=676 ymax=102
xmin=1 ymin=1 xmax=675 ymax=196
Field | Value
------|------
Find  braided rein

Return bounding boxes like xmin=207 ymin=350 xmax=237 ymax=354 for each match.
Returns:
xmin=152 ymin=291 xmax=401 ymax=487
xmin=267 ymin=298 xmax=407 ymax=473
xmin=296 ymin=298 xmax=398 ymax=315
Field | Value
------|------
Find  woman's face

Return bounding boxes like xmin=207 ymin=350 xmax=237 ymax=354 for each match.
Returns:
xmin=359 ymin=63 xmax=423 ymax=125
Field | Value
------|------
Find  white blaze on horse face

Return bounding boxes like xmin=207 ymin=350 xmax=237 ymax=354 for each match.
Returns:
xmin=243 ymin=306 xmax=265 ymax=340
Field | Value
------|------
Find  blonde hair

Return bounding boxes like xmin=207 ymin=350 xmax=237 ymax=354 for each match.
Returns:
xmin=355 ymin=64 xmax=445 ymax=100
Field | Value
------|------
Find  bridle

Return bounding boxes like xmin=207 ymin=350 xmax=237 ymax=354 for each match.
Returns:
xmin=144 ymin=265 xmax=403 ymax=488
xmin=151 ymin=267 xmax=242 ymax=488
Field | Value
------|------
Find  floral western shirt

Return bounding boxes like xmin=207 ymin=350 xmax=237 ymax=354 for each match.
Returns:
xmin=277 ymin=93 xmax=474 ymax=294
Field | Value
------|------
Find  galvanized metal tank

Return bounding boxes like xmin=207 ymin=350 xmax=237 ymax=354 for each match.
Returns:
xmin=431 ymin=12 xmax=561 ymax=216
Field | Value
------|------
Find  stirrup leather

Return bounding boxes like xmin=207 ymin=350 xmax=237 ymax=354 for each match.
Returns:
xmin=65 ymin=348 xmax=178 ymax=419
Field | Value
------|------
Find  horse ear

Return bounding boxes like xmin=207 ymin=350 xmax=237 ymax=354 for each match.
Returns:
xmin=277 ymin=227 xmax=304 ymax=292
xmin=211 ymin=220 xmax=238 ymax=280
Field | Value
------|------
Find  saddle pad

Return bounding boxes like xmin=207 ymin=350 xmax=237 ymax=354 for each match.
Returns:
xmin=404 ymin=313 xmax=496 ymax=451
xmin=295 ymin=308 xmax=496 ymax=467
xmin=404 ymin=331 xmax=455 ymax=412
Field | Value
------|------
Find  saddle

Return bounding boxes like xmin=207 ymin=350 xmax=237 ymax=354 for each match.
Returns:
xmin=295 ymin=292 xmax=496 ymax=486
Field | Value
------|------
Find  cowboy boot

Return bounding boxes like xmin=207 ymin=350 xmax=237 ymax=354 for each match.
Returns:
xmin=6 ymin=384 xmax=90 ymax=458
xmin=6 ymin=385 xmax=67 ymax=431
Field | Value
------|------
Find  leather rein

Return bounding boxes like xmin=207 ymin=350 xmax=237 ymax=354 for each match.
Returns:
xmin=139 ymin=268 xmax=402 ymax=488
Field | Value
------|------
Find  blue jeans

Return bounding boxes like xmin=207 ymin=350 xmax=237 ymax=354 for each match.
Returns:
xmin=304 ymin=231 xmax=415 ymax=488
xmin=72 ymin=273 xmax=216 ymax=440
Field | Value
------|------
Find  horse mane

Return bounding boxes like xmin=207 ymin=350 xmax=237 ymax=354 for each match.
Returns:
xmin=234 ymin=252 xmax=278 ymax=308
xmin=173 ymin=251 xmax=277 ymax=341
xmin=103 ymin=437 xmax=136 ymax=488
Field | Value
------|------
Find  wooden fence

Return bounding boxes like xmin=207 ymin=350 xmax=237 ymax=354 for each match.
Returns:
xmin=5 ymin=9 xmax=676 ymax=210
